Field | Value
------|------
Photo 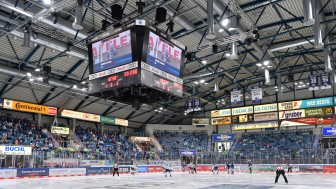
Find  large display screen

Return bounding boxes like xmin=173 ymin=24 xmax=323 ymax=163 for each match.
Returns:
xmin=146 ymin=31 xmax=182 ymax=77
xmin=91 ymin=30 xmax=132 ymax=73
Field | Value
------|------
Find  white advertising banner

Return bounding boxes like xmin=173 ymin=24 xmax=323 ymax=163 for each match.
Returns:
xmin=232 ymin=106 xmax=253 ymax=115
xmin=51 ymin=126 xmax=70 ymax=135
xmin=0 ymin=169 xmax=17 ymax=178
xmin=254 ymin=112 xmax=278 ymax=122
xmin=251 ymin=86 xmax=262 ymax=104
xmin=49 ymin=168 xmax=86 ymax=176
xmin=0 ymin=146 xmax=32 ymax=155
xmin=231 ymin=89 xmax=241 ymax=105
xmin=61 ymin=109 xmax=100 ymax=122
xmin=278 ymin=109 xmax=305 ymax=120
xmin=254 ymin=103 xmax=278 ymax=113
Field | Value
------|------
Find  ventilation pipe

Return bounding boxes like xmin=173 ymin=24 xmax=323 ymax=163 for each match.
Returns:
xmin=313 ymin=0 xmax=324 ymax=49
xmin=324 ymin=48 xmax=332 ymax=72
xmin=303 ymin=0 xmax=315 ymax=26
xmin=206 ymin=0 xmax=216 ymax=40
xmin=72 ymin=0 xmax=83 ymax=30
xmin=214 ymin=75 xmax=219 ymax=92
xmin=229 ymin=41 xmax=238 ymax=59
xmin=264 ymin=69 xmax=271 ymax=85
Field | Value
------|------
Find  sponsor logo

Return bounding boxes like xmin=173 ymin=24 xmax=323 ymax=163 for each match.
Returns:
xmin=279 ymin=110 xmax=305 ymax=120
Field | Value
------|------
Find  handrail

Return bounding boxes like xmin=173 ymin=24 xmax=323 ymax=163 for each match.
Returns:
xmin=42 ymin=129 xmax=60 ymax=148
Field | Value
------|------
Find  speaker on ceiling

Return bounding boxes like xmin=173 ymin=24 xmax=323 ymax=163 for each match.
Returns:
xmin=288 ymin=74 xmax=294 ymax=82
xmin=155 ymin=7 xmax=167 ymax=23
xmin=111 ymin=4 xmax=123 ymax=21
xmin=43 ymin=66 xmax=51 ymax=76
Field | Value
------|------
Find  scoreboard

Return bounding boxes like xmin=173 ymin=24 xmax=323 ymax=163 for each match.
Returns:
xmin=87 ymin=26 xmax=185 ymax=104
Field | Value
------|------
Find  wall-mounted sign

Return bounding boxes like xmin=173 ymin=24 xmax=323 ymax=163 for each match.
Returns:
xmin=100 ymin=116 xmax=116 ymax=125
xmin=115 ymin=118 xmax=128 ymax=126
xmin=179 ymin=150 xmax=196 ymax=156
xmin=0 ymin=146 xmax=32 ymax=155
xmin=232 ymin=106 xmax=253 ymax=115
xmin=322 ymin=127 xmax=336 ymax=137
xmin=192 ymin=118 xmax=210 ymax=125
xmin=211 ymin=117 xmax=231 ymax=125
xmin=232 ymin=114 xmax=254 ymax=123
xmin=232 ymin=121 xmax=278 ymax=131
xmin=211 ymin=109 xmax=231 ymax=117
xmin=305 ymin=107 xmax=334 ymax=117
xmin=254 ymin=103 xmax=278 ymax=113
xmin=279 ymin=109 xmax=305 ymax=120
xmin=280 ymin=117 xmax=335 ymax=126
xmin=131 ymin=137 xmax=151 ymax=142
xmin=213 ymin=134 xmax=234 ymax=142
xmin=278 ymin=97 xmax=333 ymax=111
xmin=254 ymin=112 xmax=278 ymax=122
xmin=3 ymin=99 xmax=57 ymax=115
xmin=61 ymin=109 xmax=100 ymax=122
xmin=51 ymin=126 xmax=69 ymax=135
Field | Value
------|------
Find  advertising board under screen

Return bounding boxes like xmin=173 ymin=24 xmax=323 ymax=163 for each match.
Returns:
xmin=146 ymin=31 xmax=182 ymax=77
xmin=91 ymin=30 xmax=132 ymax=73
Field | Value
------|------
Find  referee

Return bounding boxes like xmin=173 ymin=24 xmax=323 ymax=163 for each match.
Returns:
xmin=275 ymin=165 xmax=288 ymax=184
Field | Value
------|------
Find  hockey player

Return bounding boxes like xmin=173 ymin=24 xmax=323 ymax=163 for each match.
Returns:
xmin=231 ymin=162 xmax=234 ymax=174
xmin=247 ymin=160 xmax=252 ymax=173
xmin=212 ymin=163 xmax=219 ymax=174
xmin=226 ymin=163 xmax=231 ymax=174
xmin=113 ymin=161 xmax=119 ymax=177
xmin=188 ymin=162 xmax=197 ymax=174
xmin=286 ymin=163 xmax=292 ymax=173
xmin=275 ymin=165 xmax=288 ymax=184
xmin=130 ymin=164 xmax=137 ymax=175
xmin=163 ymin=164 xmax=172 ymax=177
xmin=182 ymin=161 xmax=187 ymax=172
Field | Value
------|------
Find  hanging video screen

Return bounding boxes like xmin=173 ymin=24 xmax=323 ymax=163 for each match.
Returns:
xmin=146 ymin=31 xmax=182 ymax=77
xmin=91 ymin=30 xmax=132 ymax=73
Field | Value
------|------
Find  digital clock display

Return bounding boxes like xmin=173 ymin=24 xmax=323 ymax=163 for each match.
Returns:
xmin=103 ymin=69 xmax=138 ymax=89
xmin=152 ymin=74 xmax=183 ymax=97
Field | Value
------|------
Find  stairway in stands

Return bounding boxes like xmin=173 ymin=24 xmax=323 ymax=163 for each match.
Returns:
xmin=42 ymin=129 xmax=60 ymax=148
xmin=207 ymin=135 xmax=212 ymax=152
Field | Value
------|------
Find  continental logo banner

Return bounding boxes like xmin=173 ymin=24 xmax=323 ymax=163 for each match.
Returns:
xmin=61 ymin=109 xmax=100 ymax=122
xmin=3 ymin=99 xmax=57 ymax=115
xmin=211 ymin=109 xmax=231 ymax=117
xmin=211 ymin=117 xmax=231 ymax=125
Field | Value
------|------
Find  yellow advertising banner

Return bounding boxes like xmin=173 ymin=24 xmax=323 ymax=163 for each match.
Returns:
xmin=211 ymin=109 xmax=231 ymax=117
xmin=61 ymin=109 xmax=100 ymax=122
xmin=115 ymin=118 xmax=128 ymax=126
xmin=211 ymin=117 xmax=231 ymax=125
xmin=3 ymin=99 xmax=57 ymax=115
xmin=232 ymin=121 xmax=278 ymax=131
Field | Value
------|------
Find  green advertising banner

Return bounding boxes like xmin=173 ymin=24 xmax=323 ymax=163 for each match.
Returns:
xmin=305 ymin=106 xmax=334 ymax=117
xmin=100 ymin=116 xmax=116 ymax=125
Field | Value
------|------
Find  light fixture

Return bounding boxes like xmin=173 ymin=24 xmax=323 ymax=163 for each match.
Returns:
xmin=72 ymin=0 xmax=84 ymax=30
xmin=73 ymin=85 xmax=78 ymax=89
xmin=225 ymin=53 xmax=230 ymax=57
xmin=200 ymin=79 xmax=205 ymax=84
xmin=269 ymin=39 xmax=315 ymax=52
xmin=220 ymin=18 xmax=229 ymax=27
xmin=194 ymin=81 xmax=199 ymax=84
xmin=81 ymin=81 xmax=86 ymax=84
xmin=27 ymin=72 xmax=32 ymax=77
xmin=202 ymin=60 xmax=207 ymax=64
xmin=29 ymin=78 xmax=34 ymax=82
xmin=274 ymin=86 xmax=278 ymax=88
xmin=219 ymin=28 xmax=224 ymax=33
xmin=81 ymin=88 xmax=87 ymax=91
xmin=35 ymin=68 xmax=41 ymax=72
xmin=263 ymin=60 xmax=270 ymax=66
xmin=38 ymin=77 xmax=43 ymax=81
xmin=43 ymin=0 xmax=53 ymax=5
xmin=267 ymin=65 xmax=273 ymax=68
xmin=256 ymin=63 xmax=262 ymax=67
xmin=245 ymin=96 xmax=249 ymax=99
xmin=160 ymin=107 xmax=163 ymax=110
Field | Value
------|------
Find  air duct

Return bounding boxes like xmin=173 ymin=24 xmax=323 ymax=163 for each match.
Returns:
xmin=229 ymin=41 xmax=238 ymax=59
xmin=324 ymin=47 xmax=332 ymax=72
xmin=72 ymin=0 xmax=83 ymax=30
xmin=313 ymin=0 xmax=324 ymax=49
xmin=206 ymin=0 xmax=216 ymax=40
xmin=264 ymin=69 xmax=271 ymax=85
xmin=303 ymin=0 xmax=315 ymax=26
xmin=268 ymin=38 xmax=315 ymax=52
xmin=214 ymin=75 xmax=219 ymax=92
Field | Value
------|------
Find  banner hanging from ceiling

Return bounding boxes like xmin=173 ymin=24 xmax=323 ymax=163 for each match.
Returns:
xmin=231 ymin=89 xmax=241 ymax=105
xmin=320 ymin=73 xmax=332 ymax=90
xmin=309 ymin=74 xmax=319 ymax=91
xmin=3 ymin=99 xmax=57 ymax=115
xmin=251 ymin=86 xmax=262 ymax=104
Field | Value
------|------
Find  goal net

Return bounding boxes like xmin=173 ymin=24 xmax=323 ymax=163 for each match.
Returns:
xmin=244 ymin=165 xmax=260 ymax=173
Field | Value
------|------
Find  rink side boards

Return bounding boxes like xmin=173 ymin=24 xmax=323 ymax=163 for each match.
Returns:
xmin=1 ymin=164 xmax=336 ymax=179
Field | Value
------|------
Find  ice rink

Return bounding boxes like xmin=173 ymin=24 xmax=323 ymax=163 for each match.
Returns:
xmin=0 ymin=172 xmax=334 ymax=189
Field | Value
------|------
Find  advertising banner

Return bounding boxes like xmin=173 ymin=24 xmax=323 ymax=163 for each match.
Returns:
xmin=0 ymin=169 xmax=17 ymax=178
xmin=100 ymin=116 xmax=116 ymax=125
xmin=231 ymin=89 xmax=241 ymax=105
xmin=0 ymin=146 xmax=32 ymax=155
xmin=137 ymin=166 xmax=148 ymax=173
xmin=49 ymin=168 xmax=86 ymax=176
xmin=309 ymin=74 xmax=319 ymax=91
xmin=211 ymin=109 xmax=231 ymax=117
xmin=254 ymin=112 xmax=278 ymax=122
xmin=61 ymin=109 xmax=100 ymax=122
xmin=320 ymin=73 xmax=331 ymax=90
xmin=80 ymin=160 xmax=114 ymax=166
xmin=232 ymin=121 xmax=278 ymax=131
xmin=179 ymin=150 xmax=196 ymax=156
xmin=232 ymin=106 xmax=253 ymax=115
xmin=115 ymin=118 xmax=128 ymax=126
xmin=130 ymin=137 xmax=151 ymax=142
xmin=278 ymin=97 xmax=333 ymax=111
xmin=147 ymin=166 xmax=163 ymax=172
xmin=254 ymin=103 xmax=278 ymax=113
xmin=232 ymin=114 xmax=254 ymax=124
xmin=51 ymin=126 xmax=69 ymax=135
xmin=86 ymin=167 xmax=110 ymax=175
xmin=323 ymin=166 xmax=336 ymax=173
xmin=2 ymin=99 xmax=57 ymax=115
xmin=213 ymin=134 xmax=234 ymax=142
xmin=251 ymin=86 xmax=262 ymax=104
xmin=211 ymin=117 xmax=231 ymax=125
xmin=17 ymin=168 xmax=49 ymax=177
xmin=192 ymin=118 xmax=210 ymax=125
xmin=322 ymin=127 xmax=336 ymax=137
xmin=278 ymin=109 xmax=305 ymax=120
xmin=299 ymin=165 xmax=323 ymax=172
xmin=280 ymin=117 xmax=335 ymax=126
xmin=305 ymin=107 xmax=334 ymax=117
xmin=118 ymin=166 xmax=131 ymax=173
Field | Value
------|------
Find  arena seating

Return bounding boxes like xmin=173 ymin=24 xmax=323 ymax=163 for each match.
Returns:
xmin=233 ymin=130 xmax=314 ymax=159
xmin=75 ymin=126 xmax=134 ymax=161
xmin=0 ymin=113 xmax=53 ymax=151
xmin=153 ymin=130 xmax=208 ymax=159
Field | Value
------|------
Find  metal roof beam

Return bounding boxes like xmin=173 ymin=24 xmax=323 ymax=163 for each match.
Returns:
xmin=61 ymin=60 xmax=85 ymax=80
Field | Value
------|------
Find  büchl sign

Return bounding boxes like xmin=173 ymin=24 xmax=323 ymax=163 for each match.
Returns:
xmin=0 ymin=146 xmax=32 ymax=155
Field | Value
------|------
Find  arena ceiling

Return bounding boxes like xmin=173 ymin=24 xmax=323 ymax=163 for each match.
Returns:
xmin=0 ymin=0 xmax=335 ymax=128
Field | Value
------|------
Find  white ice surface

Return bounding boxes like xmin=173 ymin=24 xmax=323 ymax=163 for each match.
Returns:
xmin=0 ymin=172 xmax=333 ymax=189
